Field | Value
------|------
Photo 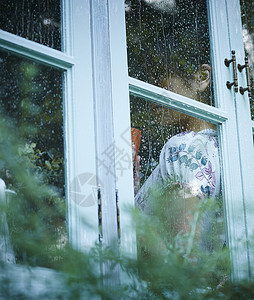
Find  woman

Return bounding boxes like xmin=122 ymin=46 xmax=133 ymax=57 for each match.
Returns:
xmin=132 ymin=64 xmax=223 ymax=249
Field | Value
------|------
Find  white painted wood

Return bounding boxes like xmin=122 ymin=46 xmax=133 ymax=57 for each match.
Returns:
xmin=0 ymin=30 xmax=74 ymax=69
xmin=90 ymin=0 xmax=121 ymax=288
xmin=61 ymin=0 xmax=73 ymax=56
xmin=208 ymin=0 xmax=250 ymax=280
xmin=90 ymin=0 xmax=118 ymax=248
xmin=226 ymin=0 xmax=254 ymax=278
xmin=66 ymin=0 xmax=98 ymax=250
xmin=129 ymin=77 xmax=228 ymax=124
xmin=108 ymin=0 xmax=137 ymax=260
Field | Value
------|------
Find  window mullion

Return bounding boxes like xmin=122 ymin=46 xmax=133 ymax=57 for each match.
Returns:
xmin=0 ymin=30 xmax=74 ymax=69
xmin=129 ymin=76 xmax=228 ymax=124
xmin=66 ymin=0 xmax=98 ymax=250
xmin=108 ymin=0 xmax=137 ymax=259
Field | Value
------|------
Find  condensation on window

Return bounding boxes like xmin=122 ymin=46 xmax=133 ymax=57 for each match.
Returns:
xmin=0 ymin=51 xmax=66 ymax=267
xmin=0 ymin=0 xmax=62 ymax=51
xmin=240 ymin=0 xmax=254 ymax=119
xmin=125 ymin=0 xmax=214 ymax=105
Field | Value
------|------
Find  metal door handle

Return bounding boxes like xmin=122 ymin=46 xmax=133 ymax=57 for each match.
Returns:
xmin=238 ymin=57 xmax=252 ymax=100
xmin=98 ymin=185 xmax=103 ymax=242
xmin=225 ymin=50 xmax=238 ymax=92
xmin=116 ymin=188 xmax=120 ymax=241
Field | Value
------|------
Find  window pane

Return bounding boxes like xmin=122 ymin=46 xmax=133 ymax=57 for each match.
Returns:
xmin=0 ymin=0 xmax=62 ymax=51
xmin=240 ymin=0 xmax=254 ymax=119
xmin=0 ymin=51 xmax=66 ymax=268
xmin=130 ymin=95 xmax=224 ymax=251
xmin=126 ymin=0 xmax=213 ymax=105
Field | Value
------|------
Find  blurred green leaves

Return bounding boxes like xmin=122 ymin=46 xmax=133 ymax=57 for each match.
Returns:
xmin=0 ymin=120 xmax=254 ymax=298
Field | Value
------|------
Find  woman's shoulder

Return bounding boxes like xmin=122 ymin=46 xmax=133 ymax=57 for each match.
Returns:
xmin=160 ymin=129 xmax=218 ymax=162
xmin=166 ymin=129 xmax=217 ymax=144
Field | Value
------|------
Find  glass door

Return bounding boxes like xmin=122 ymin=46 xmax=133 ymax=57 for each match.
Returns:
xmin=113 ymin=0 xmax=253 ymax=280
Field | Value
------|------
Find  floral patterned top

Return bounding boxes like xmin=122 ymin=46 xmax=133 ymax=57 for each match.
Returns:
xmin=135 ymin=129 xmax=220 ymax=210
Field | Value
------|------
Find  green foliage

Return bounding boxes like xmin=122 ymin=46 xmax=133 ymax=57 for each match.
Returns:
xmin=0 ymin=117 xmax=66 ymax=268
xmin=0 ymin=52 xmax=66 ymax=269
xmin=0 ymin=119 xmax=254 ymax=299
xmin=131 ymin=184 xmax=230 ymax=299
xmin=17 ymin=142 xmax=65 ymax=195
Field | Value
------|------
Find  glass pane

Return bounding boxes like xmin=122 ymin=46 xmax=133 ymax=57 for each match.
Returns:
xmin=126 ymin=0 xmax=213 ymax=105
xmin=240 ymin=0 xmax=254 ymax=119
xmin=0 ymin=51 xmax=66 ymax=268
xmin=0 ymin=0 xmax=62 ymax=51
xmin=131 ymin=95 xmax=224 ymax=252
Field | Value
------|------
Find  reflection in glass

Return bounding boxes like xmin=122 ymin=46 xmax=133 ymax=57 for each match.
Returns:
xmin=126 ymin=0 xmax=213 ymax=105
xmin=131 ymin=95 xmax=224 ymax=251
xmin=0 ymin=0 xmax=62 ymax=51
xmin=241 ymin=0 xmax=254 ymax=119
xmin=0 ymin=51 xmax=66 ymax=267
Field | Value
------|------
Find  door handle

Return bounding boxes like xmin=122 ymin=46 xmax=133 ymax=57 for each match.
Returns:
xmin=116 ymin=188 xmax=120 ymax=241
xmin=224 ymin=50 xmax=238 ymax=93
xmin=238 ymin=57 xmax=252 ymax=100
xmin=98 ymin=185 xmax=103 ymax=242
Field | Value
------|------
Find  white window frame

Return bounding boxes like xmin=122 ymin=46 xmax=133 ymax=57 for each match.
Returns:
xmin=0 ymin=0 xmax=99 ymax=294
xmin=225 ymin=0 xmax=254 ymax=278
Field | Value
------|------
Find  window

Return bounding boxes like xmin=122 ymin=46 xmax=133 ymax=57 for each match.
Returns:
xmin=0 ymin=0 xmax=98 ymax=292
xmin=0 ymin=0 xmax=254 ymax=290
xmin=110 ymin=0 xmax=254 ymax=280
